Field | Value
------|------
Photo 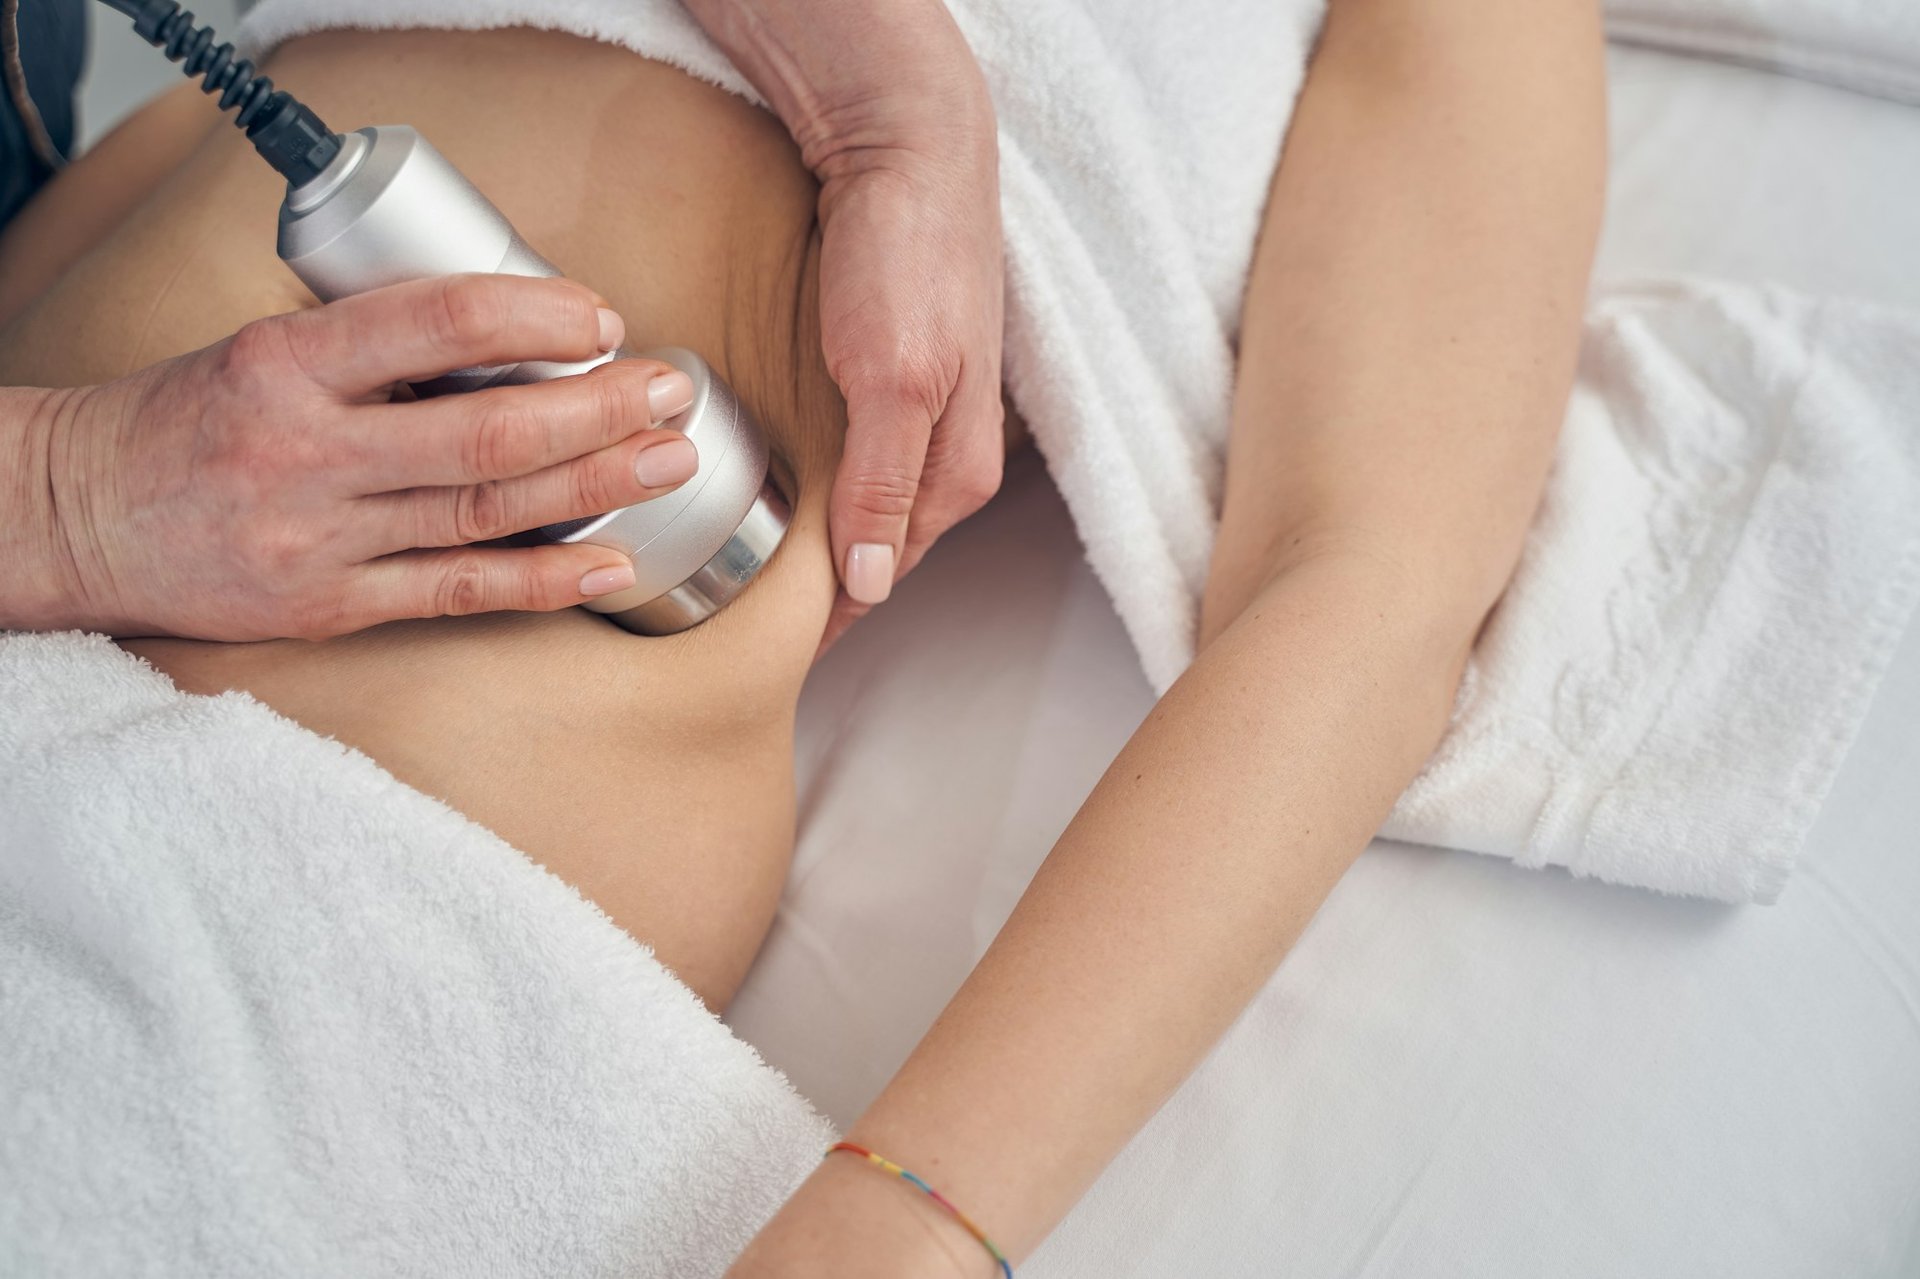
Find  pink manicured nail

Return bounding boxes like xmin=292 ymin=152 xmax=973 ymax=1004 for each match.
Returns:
xmin=635 ymin=435 xmax=698 ymax=488
xmin=579 ymin=562 xmax=636 ymax=597
xmin=595 ymin=308 xmax=625 ymax=352
xmin=844 ymin=542 xmax=895 ymax=605
xmin=647 ymin=370 xmax=695 ymax=421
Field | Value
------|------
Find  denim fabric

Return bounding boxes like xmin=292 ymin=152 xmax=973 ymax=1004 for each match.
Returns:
xmin=2 ymin=0 xmax=86 ymax=231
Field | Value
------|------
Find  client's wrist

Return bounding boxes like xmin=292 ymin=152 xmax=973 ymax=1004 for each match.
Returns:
xmin=0 ymin=384 xmax=111 ymax=632
xmin=729 ymin=1151 xmax=994 ymax=1279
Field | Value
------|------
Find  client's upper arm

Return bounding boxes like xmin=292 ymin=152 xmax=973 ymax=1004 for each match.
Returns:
xmin=1201 ymin=0 xmax=1606 ymax=649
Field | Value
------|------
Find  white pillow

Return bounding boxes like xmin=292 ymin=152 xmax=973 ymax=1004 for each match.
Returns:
xmin=1608 ymin=0 xmax=1920 ymax=104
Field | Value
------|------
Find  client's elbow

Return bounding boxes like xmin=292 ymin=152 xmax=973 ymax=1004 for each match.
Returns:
xmin=1199 ymin=517 xmax=1524 ymax=672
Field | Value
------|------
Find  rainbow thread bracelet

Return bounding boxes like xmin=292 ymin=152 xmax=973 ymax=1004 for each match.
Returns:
xmin=825 ymin=1141 xmax=1014 ymax=1278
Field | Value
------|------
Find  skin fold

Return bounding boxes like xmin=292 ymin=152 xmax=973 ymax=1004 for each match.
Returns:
xmin=0 ymin=1 xmax=1606 ymax=1269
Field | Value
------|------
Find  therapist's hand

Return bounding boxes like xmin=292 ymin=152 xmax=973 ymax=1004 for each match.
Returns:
xmin=2 ymin=275 xmax=701 ymax=641
xmin=685 ymin=0 xmax=1005 ymax=643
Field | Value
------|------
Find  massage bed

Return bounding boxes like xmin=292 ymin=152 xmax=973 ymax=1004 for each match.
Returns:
xmin=730 ymin=45 xmax=1920 ymax=1277
xmin=14 ymin=14 xmax=1915 ymax=1277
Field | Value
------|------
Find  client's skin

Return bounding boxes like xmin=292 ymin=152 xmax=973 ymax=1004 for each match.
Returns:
xmin=0 ymin=28 xmax=846 ymax=1010
xmin=0 ymin=3 xmax=1607 ymax=1272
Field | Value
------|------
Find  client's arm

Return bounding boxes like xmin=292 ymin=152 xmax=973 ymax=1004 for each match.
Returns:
xmin=730 ymin=0 xmax=1606 ymax=1271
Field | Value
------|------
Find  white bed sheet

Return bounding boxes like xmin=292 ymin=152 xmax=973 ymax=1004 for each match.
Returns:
xmin=727 ymin=46 xmax=1920 ymax=1277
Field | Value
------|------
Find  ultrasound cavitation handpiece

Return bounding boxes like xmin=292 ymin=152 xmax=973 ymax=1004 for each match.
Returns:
xmin=103 ymin=0 xmax=790 ymax=634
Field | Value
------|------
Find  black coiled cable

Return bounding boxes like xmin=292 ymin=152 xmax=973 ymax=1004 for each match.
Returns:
xmin=145 ymin=4 xmax=276 ymax=126
xmin=96 ymin=0 xmax=342 ymax=185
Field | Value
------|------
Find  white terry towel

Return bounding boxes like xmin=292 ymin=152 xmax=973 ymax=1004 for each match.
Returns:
xmin=230 ymin=0 xmax=1920 ymax=904
xmin=0 ymin=632 xmax=831 ymax=1277
xmin=1385 ymin=281 xmax=1920 ymax=903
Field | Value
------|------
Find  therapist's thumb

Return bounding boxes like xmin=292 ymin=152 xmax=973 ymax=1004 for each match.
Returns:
xmin=829 ymin=374 xmax=935 ymax=609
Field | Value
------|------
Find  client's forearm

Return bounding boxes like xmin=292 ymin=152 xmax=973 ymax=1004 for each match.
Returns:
xmin=838 ymin=554 xmax=1468 ymax=1257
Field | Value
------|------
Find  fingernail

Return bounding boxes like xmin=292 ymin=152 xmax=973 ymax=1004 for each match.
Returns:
xmin=635 ymin=435 xmax=698 ymax=488
xmin=595 ymin=307 xmax=625 ymax=353
xmin=844 ymin=542 xmax=895 ymax=605
xmin=647 ymin=370 xmax=695 ymax=421
xmin=579 ymin=562 xmax=636 ymax=597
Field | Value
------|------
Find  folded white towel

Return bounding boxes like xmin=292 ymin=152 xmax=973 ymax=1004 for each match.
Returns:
xmin=1608 ymin=0 xmax=1920 ymax=105
xmin=233 ymin=0 xmax=1920 ymax=902
xmin=0 ymin=632 xmax=831 ymax=1276
xmin=1385 ymin=281 xmax=1920 ymax=902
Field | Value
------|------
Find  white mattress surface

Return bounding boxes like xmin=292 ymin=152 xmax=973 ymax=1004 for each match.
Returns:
xmin=728 ymin=47 xmax=1920 ymax=1277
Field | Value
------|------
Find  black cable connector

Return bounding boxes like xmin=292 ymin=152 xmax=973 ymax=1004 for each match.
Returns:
xmin=97 ymin=0 xmax=341 ymax=185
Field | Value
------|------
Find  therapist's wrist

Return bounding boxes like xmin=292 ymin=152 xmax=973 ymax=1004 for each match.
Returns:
xmin=0 ymin=380 xmax=135 ymax=633
xmin=684 ymin=0 xmax=994 ymax=172
xmin=0 ymin=384 xmax=102 ymax=632
xmin=0 ymin=386 xmax=81 ymax=629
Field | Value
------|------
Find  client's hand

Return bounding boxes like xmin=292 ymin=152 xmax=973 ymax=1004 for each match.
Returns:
xmin=1 ymin=274 xmax=700 ymax=640
xmin=686 ymin=0 xmax=1006 ymax=642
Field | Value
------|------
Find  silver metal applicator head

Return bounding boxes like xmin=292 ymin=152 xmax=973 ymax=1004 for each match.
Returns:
xmin=276 ymin=125 xmax=790 ymax=633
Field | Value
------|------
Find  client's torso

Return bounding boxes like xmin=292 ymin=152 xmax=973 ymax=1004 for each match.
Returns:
xmin=0 ymin=28 xmax=849 ymax=1008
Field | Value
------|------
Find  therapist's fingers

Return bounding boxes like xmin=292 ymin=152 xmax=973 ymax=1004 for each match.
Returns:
xmin=254 ymin=274 xmax=624 ymax=399
xmin=362 ymin=428 xmax=700 ymax=554
xmin=343 ymin=358 xmax=696 ymax=491
xmin=350 ymin=542 xmax=649 ymax=623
